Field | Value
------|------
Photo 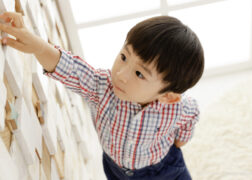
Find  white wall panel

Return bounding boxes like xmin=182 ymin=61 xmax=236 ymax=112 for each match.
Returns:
xmin=13 ymin=97 xmax=36 ymax=165
xmin=10 ymin=137 xmax=31 ymax=180
xmin=28 ymin=155 xmax=40 ymax=180
xmin=3 ymin=47 xmax=23 ymax=97
xmin=0 ymin=0 xmax=96 ymax=178
xmin=0 ymin=138 xmax=19 ymax=180
xmin=40 ymin=0 xmax=55 ymax=30
xmin=41 ymin=97 xmax=57 ymax=155
xmin=51 ymin=158 xmax=60 ymax=180
xmin=0 ymin=81 xmax=7 ymax=130
xmin=0 ymin=0 xmax=15 ymax=12
xmin=0 ymin=44 xmax=5 ymax=81
xmin=32 ymin=57 xmax=49 ymax=103
xmin=29 ymin=101 xmax=43 ymax=159
xmin=55 ymin=103 xmax=67 ymax=151
xmin=26 ymin=0 xmax=48 ymax=41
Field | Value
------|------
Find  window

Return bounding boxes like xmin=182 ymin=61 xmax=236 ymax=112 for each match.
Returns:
xmin=70 ymin=0 xmax=159 ymax=23
xmin=60 ymin=0 xmax=252 ymax=75
xmin=170 ymin=0 xmax=251 ymax=69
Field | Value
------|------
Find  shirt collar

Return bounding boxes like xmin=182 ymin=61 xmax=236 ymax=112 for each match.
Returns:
xmin=148 ymin=100 xmax=180 ymax=112
xmin=115 ymin=93 xmax=183 ymax=112
xmin=118 ymin=98 xmax=168 ymax=113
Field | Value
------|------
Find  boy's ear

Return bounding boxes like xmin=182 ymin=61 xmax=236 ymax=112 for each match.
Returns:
xmin=158 ymin=92 xmax=181 ymax=104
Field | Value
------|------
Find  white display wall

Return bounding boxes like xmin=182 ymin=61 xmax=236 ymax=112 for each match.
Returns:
xmin=0 ymin=0 xmax=101 ymax=179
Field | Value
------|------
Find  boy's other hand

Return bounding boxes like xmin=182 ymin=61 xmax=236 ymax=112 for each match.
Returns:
xmin=174 ymin=139 xmax=187 ymax=148
xmin=0 ymin=12 xmax=46 ymax=55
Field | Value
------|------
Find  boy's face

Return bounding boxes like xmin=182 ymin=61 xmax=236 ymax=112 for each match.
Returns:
xmin=111 ymin=44 xmax=167 ymax=106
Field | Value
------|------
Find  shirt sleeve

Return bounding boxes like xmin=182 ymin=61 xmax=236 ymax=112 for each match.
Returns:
xmin=42 ymin=46 xmax=111 ymax=107
xmin=174 ymin=96 xmax=200 ymax=142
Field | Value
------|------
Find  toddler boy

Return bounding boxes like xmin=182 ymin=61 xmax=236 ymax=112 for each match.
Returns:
xmin=0 ymin=12 xmax=204 ymax=180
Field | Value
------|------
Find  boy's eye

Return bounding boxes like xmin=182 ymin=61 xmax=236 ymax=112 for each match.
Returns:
xmin=136 ymin=71 xmax=144 ymax=79
xmin=120 ymin=54 xmax=126 ymax=61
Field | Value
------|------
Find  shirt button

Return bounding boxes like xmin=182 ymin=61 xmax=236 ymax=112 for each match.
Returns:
xmin=125 ymin=170 xmax=134 ymax=176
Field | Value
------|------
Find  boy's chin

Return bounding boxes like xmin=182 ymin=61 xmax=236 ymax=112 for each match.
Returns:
xmin=114 ymin=93 xmax=145 ymax=106
xmin=114 ymin=91 xmax=133 ymax=102
xmin=114 ymin=93 xmax=128 ymax=101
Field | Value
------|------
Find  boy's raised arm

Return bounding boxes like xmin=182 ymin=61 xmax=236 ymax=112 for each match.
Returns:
xmin=33 ymin=41 xmax=61 ymax=73
xmin=0 ymin=12 xmax=60 ymax=72
xmin=0 ymin=12 xmax=110 ymax=108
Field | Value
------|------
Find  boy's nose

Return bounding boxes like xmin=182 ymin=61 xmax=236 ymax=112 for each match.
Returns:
xmin=116 ymin=69 xmax=130 ymax=84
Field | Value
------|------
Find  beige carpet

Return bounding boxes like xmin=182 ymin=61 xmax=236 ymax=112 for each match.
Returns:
xmin=183 ymin=79 xmax=252 ymax=180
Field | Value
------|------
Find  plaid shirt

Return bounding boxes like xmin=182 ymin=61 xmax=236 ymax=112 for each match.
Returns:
xmin=43 ymin=46 xmax=200 ymax=170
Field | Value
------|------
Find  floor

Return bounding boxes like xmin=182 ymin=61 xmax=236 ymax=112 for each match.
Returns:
xmin=187 ymin=69 xmax=252 ymax=111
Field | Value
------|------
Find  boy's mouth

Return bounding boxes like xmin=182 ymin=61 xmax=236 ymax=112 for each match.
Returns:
xmin=114 ymin=85 xmax=125 ymax=93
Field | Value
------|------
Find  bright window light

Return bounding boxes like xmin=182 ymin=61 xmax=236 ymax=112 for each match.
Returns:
xmin=170 ymin=0 xmax=251 ymax=69
xmin=167 ymin=0 xmax=196 ymax=6
xmin=70 ymin=0 xmax=160 ymax=23
xmin=78 ymin=15 xmax=158 ymax=69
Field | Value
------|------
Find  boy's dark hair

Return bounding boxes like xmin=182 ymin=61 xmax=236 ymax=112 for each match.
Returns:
xmin=126 ymin=16 xmax=204 ymax=94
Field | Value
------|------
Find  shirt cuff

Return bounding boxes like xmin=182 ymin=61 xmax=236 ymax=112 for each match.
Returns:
xmin=175 ymin=128 xmax=194 ymax=142
xmin=42 ymin=45 xmax=74 ymax=82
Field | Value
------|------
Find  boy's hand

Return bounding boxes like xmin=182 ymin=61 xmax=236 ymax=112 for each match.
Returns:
xmin=0 ymin=12 xmax=46 ymax=55
xmin=0 ymin=11 xmax=61 ymax=72
xmin=174 ymin=139 xmax=187 ymax=148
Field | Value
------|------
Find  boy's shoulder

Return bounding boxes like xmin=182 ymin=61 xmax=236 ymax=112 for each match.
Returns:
xmin=181 ymin=93 xmax=198 ymax=105
xmin=180 ymin=93 xmax=199 ymax=113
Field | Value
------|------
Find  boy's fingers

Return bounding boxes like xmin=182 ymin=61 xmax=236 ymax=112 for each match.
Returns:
xmin=1 ymin=37 xmax=24 ymax=52
xmin=0 ymin=12 xmax=24 ymax=28
xmin=0 ymin=23 xmax=20 ymax=38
